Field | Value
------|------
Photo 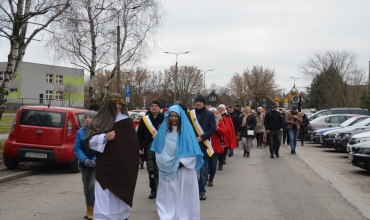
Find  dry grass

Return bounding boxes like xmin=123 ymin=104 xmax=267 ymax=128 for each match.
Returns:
xmin=0 ymin=116 xmax=15 ymax=134
xmin=0 ymin=140 xmax=5 ymax=155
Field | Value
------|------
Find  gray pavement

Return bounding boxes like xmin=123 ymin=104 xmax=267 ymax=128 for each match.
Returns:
xmin=0 ymin=141 xmax=368 ymax=220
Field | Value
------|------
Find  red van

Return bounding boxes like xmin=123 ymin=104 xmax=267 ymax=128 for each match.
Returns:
xmin=3 ymin=106 xmax=87 ymax=172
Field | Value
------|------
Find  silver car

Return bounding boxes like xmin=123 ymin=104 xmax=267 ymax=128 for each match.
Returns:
xmin=307 ymin=114 xmax=355 ymax=139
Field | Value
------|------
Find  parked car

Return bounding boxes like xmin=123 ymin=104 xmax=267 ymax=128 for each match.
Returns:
xmin=3 ymin=106 xmax=87 ymax=172
xmin=308 ymin=108 xmax=370 ymax=121
xmin=306 ymin=114 xmax=355 ymax=140
xmin=347 ymin=131 xmax=370 ymax=153
xmin=311 ymin=115 xmax=370 ymax=144
xmin=349 ymin=140 xmax=370 ymax=171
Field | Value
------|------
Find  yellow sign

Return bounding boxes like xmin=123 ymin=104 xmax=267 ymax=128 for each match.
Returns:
xmin=274 ymin=96 xmax=280 ymax=103
xmin=284 ymin=97 xmax=289 ymax=103
xmin=249 ymin=103 xmax=252 ymax=107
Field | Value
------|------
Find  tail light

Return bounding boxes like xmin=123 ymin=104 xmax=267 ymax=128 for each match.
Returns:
xmin=10 ymin=114 xmax=18 ymax=133
xmin=66 ymin=118 xmax=74 ymax=137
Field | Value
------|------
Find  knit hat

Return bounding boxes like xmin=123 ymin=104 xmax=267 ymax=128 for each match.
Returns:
xmin=84 ymin=110 xmax=97 ymax=118
xmin=218 ymin=104 xmax=226 ymax=111
xmin=150 ymin=100 xmax=161 ymax=108
xmin=195 ymin=95 xmax=206 ymax=104
xmin=257 ymin=107 xmax=262 ymax=111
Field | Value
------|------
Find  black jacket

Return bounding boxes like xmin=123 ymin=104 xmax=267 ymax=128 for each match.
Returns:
xmin=264 ymin=110 xmax=283 ymax=131
xmin=229 ymin=112 xmax=239 ymax=134
xmin=238 ymin=114 xmax=256 ymax=137
xmin=137 ymin=112 xmax=164 ymax=150
xmin=300 ymin=115 xmax=310 ymax=133
xmin=281 ymin=114 xmax=287 ymax=131
xmin=187 ymin=107 xmax=217 ymax=154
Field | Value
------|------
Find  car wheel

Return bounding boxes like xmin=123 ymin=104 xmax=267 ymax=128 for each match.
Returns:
xmin=69 ymin=158 xmax=80 ymax=173
xmin=3 ymin=155 xmax=20 ymax=169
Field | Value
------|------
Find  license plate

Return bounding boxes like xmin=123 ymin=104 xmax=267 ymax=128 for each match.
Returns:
xmin=348 ymin=154 xmax=353 ymax=160
xmin=25 ymin=152 xmax=47 ymax=159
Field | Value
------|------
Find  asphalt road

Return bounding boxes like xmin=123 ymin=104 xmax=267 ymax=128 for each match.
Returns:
xmin=0 ymin=141 xmax=368 ymax=220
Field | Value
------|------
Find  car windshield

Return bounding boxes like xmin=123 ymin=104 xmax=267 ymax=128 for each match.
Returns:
xmin=352 ymin=118 xmax=370 ymax=126
xmin=20 ymin=110 xmax=66 ymax=128
xmin=341 ymin=117 xmax=366 ymax=127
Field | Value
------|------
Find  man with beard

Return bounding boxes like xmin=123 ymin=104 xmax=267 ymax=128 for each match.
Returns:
xmin=264 ymin=103 xmax=283 ymax=158
xmin=85 ymin=93 xmax=140 ymax=220
xmin=137 ymin=100 xmax=164 ymax=199
xmin=187 ymin=95 xmax=216 ymax=200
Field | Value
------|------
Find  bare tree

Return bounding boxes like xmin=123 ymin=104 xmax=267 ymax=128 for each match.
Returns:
xmin=49 ymin=0 xmax=163 ymax=110
xmin=300 ymin=50 xmax=367 ymax=108
xmin=0 ymin=0 xmax=71 ymax=119
xmin=163 ymin=65 xmax=203 ymax=104
xmin=227 ymin=66 xmax=280 ymax=106
xmin=57 ymin=82 xmax=81 ymax=107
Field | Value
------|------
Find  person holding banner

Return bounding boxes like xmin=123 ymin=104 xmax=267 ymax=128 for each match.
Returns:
xmin=137 ymin=100 xmax=164 ymax=199
xmin=187 ymin=95 xmax=217 ymax=201
xmin=151 ymin=105 xmax=204 ymax=219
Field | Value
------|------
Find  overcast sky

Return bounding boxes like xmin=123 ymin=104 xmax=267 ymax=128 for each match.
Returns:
xmin=1 ymin=0 xmax=370 ymax=94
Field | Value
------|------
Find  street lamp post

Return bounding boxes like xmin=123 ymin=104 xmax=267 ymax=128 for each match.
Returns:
xmin=200 ymin=69 xmax=213 ymax=96
xmin=291 ymin=77 xmax=299 ymax=87
xmin=164 ymin=51 xmax=190 ymax=104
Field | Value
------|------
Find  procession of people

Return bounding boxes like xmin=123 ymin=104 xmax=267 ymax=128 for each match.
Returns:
xmin=75 ymin=93 xmax=310 ymax=220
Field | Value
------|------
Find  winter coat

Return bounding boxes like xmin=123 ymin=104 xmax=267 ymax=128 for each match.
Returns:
xmin=186 ymin=107 xmax=217 ymax=154
xmin=146 ymin=143 xmax=159 ymax=178
xmin=229 ymin=112 xmax=239 ymax=134
xmin=137 ymin=112 xmax=164 ymax=150
xmin=300 ymin=115 xmax=310 ymax=134
xmin=210 ymin=118 xmax=227 ymax=154
xmin=286 ymin=111 xmax=303 ymax=130
xmin=264 ymin=110 xmax=283 ymax=131
xmin=73 ymin=128 xmax=96 ymax=169
xmin=238 ymin=113 xmax=257 ymax=138
xmin=281 ymin=114 xmax=287 ymax=131
xmin=221 ymin=113 xmax=237 ymax=149
xmin=255 ymin=113 xmax=265 ymax=134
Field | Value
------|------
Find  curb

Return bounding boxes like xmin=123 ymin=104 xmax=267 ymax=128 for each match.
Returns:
xmin=0 ymin=167 xmax=43 ymax=184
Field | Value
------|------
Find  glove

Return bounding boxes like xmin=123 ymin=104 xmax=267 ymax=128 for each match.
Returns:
xmin=89 ymin=160 xmax=96 ymax=168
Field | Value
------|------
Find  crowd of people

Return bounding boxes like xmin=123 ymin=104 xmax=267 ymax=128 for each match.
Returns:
xmin=73 ymin=93 xmax=311 ymax=220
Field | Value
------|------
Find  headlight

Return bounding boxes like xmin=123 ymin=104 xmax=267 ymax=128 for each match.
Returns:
xmin=358 ymin=148 xmax=370 ymax=154
xmin=359 ymin=137 xmax=370 ymax=143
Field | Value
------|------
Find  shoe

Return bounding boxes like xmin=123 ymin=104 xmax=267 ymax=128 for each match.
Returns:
xmin=140 ymin=163 xmax=144 ymax=169
xmin=223 ymin=161 xmax=226 ymax=165
xmin=200 ymin=194 xmax=206 ymax=200
xmin=85 ymin=205 xmax=91 ymax=219
xmin=291 ymin=150 xmax=294 ymax=154
xmin=87 ymin=205 xmax=93 ymax=220
xmin=246 ymin=152 xmax=250 ymax=157
xmin=208 ymin=179 xmax=213 ymax=186
xmin=228 ymin=153 xmax=233 ymax=157
xmin=293 ymin=150 xmax=296 ymax=154
xmin=148 ymin=192 xmax=156 ymax=199
xmin=301 ymin=142 xmax=304 ymax=146
xmin=270 ymin=154 xmax=274 ymax=158
xmin=275 ymin=152 xmax=279 ymax=158
xmin=218 ymin=165 xmax=223 ymax=170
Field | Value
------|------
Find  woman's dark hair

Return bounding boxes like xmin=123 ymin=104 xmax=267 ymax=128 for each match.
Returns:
xmin=167 ymin=112 xmax=181 ymax=134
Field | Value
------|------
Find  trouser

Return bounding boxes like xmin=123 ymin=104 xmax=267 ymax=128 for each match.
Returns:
xmin=140 ymin=146 xmax=148 ymax=163
xmin=255 ymin=133 xmax=264 ymax=147
xmin=199 ymin=152 xmax=210 ymax=194
xmin=208 ymin=153 xmax=219 ymax=180
xmin=286 ymin=130 xmax=290 ymax=145
xmin=149 ymin=174 xmax=157 ymax=193
xmin=282 ymin=130 xmax=287 ymax=143
xmin=221 ymin=147 xmax=229 ymax=163
xmin=289 ymin=130 xmax=300 ymax=151
xmin=229 ymin=148 xmax=234 ymax=154
xmin=266 ymin=135 xmax=270 ymax=146
xmin=268 ymin=130 xmax=281 ymax=155
xmin=242 ymin=137 xmax=253 ymax=152
xmin=300 ymin=131 xmax=305 ymax=143
xmin=81 ymin=167 xmax=95 ymax=206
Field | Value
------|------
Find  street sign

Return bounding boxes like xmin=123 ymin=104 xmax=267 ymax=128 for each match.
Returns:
xmin=126 ymin=97 xmax=130 ymax=103
xmin=125 ymin=86 xmax=130 ymax=98
xmin=248 ymin=99 xmax=252 ymax=104
xmin=249 ymin=103 xmax=252 ymax=107
xmin=274 ymin=96 xmax=280 ymax=103
xmin=191 ymin=97 xmax=194 ymax=102
xmin=284 ymin=97 xmax=288 ymax=103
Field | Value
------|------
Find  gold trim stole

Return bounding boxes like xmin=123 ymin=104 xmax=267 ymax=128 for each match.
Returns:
xmin=189 ymin=109 xmax=214 ymax=157
xmin=142 ymin=115 xmax=157 ymax=137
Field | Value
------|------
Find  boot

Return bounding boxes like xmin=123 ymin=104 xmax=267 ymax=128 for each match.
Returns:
xmin=301 ymin=141 xmax=304 ymax=146
xmin=87 ymin=205 xmax=93 ymax=220
xmin=208 ymin=179 xmax=213 ymax=186
xmin=246 ymin=151 xmax=250 ymax=158
xmin=84 ymin=205 xmax=90 ymax=219
xmin=243 ymin=150 xmax=246 ymax=157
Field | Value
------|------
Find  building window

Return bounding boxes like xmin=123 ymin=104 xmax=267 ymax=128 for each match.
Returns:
xmin=0 ymin=72 xmax=4 ymax=81
xmin=209 ymin=96 xmax=216 ymax=101
xmin=10 ymin=88 xmax=17 ymax=93
xmin=56 ymin=91 xmax=63 ymax=100
xmin=56 ymin=75 xmax=63 ymax=84
xmin=46 ymin=91 xmax=53 ymax=99
xmin=46 ymin=74 xmax=53 ymax=83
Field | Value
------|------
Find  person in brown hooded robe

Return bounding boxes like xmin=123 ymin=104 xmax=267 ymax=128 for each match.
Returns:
xmin=85 ymin=93 xmax=140 ymax=220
